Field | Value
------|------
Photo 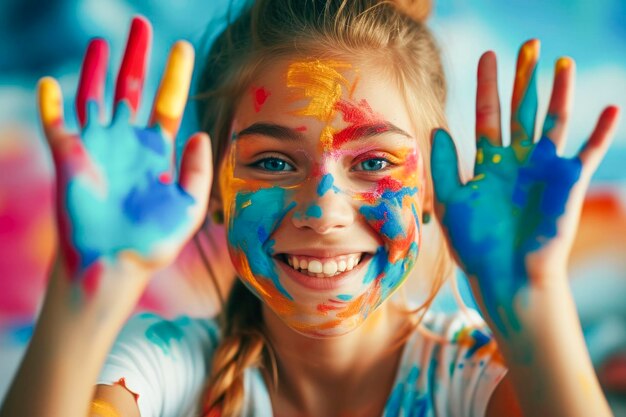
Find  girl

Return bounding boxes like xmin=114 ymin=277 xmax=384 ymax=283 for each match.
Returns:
xmin=0 ymin=0 xmax=621 ymax=416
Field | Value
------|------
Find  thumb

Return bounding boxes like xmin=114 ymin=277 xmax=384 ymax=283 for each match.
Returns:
xmin=179 ymin=132 xmax=212 ymax=221
xmin=430 ymin=128 xmax=463 ymax=204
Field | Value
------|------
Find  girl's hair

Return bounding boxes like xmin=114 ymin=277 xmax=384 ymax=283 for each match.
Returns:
xmin=196 ymin=0 xmax=454 ymax=415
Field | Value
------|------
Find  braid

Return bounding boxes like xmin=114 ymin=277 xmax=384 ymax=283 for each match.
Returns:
xmin=201 ymin=281 xmax=273 ymax=417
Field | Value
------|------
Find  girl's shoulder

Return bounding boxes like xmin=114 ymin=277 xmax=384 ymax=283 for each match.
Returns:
xmin=384 ymin=309 xmax=507 ymax=417
xmin=97 ymin=312 xmax=222 ymax=417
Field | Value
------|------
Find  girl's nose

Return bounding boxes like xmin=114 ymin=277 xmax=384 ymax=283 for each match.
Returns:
xmin=291 ymin=175 xmax=355 ymax=234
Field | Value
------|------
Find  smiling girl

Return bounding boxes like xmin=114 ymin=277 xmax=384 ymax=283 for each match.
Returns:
xmin=0 ymin=0 xmax=621 ymax=417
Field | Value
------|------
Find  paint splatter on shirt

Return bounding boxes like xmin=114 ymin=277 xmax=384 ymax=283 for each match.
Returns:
xmin=97 ymin=310 xmax=506 ymax=417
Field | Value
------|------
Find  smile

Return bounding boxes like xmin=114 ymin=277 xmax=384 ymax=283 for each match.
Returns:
xmin=274 ymin=252 xmax=373 ymax=291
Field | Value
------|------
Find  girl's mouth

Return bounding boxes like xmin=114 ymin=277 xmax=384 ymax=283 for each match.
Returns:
xmin=275 ymin=252 xmax=373 ymax=285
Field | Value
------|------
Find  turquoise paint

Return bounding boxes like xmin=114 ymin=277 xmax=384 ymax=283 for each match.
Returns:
xmin=145 ymin=319 xmax=184 ymax=355
xmin=336 ymin=294 xmax=353 ymax=301
xmin=432 ymin=129 xmax=581 ymax=336
xmin=305 ymin=204 xmax=322 ymax=218
xmin=228 ymin=186 xmax=296 ymax=300
xmin=317 ymin=173 xmax=334 ymax=196
xmin=65 ymin=101 xmax=194 ymax=271
xmin=383 ymin=365 xmax=430 ymax=417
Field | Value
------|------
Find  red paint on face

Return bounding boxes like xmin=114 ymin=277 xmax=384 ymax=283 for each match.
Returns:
xmin=252 ymin=86 xmax=271 ymax=113
xmin=295 ymin=125 xmax=307 ymax=132
xmin=332 ymin=99 xmax=388 ymax=148
xmin=359 ymin=176 xmax=403 ymax=204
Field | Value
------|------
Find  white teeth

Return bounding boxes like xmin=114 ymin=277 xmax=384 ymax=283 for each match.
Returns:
xmin=347 ymin=257 xmax=355 ymax=270
xmin=323 ymin=261 xmax=338 ymax=275
xmin=285 ymin=254 xmax=364 ymax=277
xmin=308 ymin=260 xmax=323 ymax=274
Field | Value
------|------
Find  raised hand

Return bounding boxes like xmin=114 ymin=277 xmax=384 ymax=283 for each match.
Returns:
xmin=431 ymin=40 xmax=620 ymax=337
xmin=38 ymin=17 xmax=212 ymax=289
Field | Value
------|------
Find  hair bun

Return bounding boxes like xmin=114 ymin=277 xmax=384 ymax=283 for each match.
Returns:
xmin=390 ymin=0 xmax=432 ymax=23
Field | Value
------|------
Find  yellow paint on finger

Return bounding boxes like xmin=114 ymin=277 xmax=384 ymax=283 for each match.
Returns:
xmin=89 ymin=399 xmax=121 ymax=417
xmin=153 ymin=41 xmax=194 ymax=134
xmin=556 ymin=56 xmax=573 ymax=73
xmin=492 ymin=154 xmax=502 ymax=164
xmin=476 ymin=148 xmax=484 ymax=164
xmin=38 ymin=77 xmax=63 ymax=128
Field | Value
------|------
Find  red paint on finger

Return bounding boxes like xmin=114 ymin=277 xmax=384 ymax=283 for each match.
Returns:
xmin=114 ymin=17 xmax=152 ymax=115
xmin=76 ymin=39 xmax=109 ymax=127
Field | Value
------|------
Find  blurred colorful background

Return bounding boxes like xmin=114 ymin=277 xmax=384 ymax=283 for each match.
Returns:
xmin=1 ymin=0 xmax=625 ymax=412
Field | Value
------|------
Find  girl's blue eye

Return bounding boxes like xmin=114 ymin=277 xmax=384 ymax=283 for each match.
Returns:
xmin=357 ymin=158 xmax=389 ymax=171
xmin=255 ymin=157 xmax=294 ymax=172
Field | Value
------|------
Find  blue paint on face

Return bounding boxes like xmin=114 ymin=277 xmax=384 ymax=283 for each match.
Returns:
xmin=317 ymin=173 xmax=334 ymax=196
xmin=228 ymin=186 xmax=296 ymax=300
xmin=337 ymin=294 xmax=353 ymax=301
xmin=66 ymin=101 xmax=194 ymax=271
xmin=305 ymin=204 xmax=323 ymax=218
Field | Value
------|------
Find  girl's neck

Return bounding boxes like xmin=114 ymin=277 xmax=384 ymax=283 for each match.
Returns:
xmin=262 ymin=303 xmax=410 ymax=417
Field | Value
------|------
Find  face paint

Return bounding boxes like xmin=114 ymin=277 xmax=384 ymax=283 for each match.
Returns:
xmin=225 ymin=59 xmax=423 ymax=336
xmin=251 ymin=86 xmax=271 ymax=112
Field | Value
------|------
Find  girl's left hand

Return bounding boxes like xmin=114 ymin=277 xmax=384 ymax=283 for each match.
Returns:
xmin=430 ymin=39 xmax=620 ymax=337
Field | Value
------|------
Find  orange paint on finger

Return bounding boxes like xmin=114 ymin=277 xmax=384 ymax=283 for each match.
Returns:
xmin=152 ymin=41 xmax=194 ymax=138
xmin=38 ymin=77 xmax=64 ymax=128
xmin=511 ymin=40 xmax=539 ymax=111
xmin=89 ymin=399 xmax=121 ymax=417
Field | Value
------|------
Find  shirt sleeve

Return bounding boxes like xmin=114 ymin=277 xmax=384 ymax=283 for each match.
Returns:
xmin=432 ymin=309 xmax=508 ymax=417
xmin=97 ymin=312 xmax=220 ymax=417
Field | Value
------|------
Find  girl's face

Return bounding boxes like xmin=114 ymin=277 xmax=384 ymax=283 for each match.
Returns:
xmin=220 ymin=58 xmax=426 ymax=337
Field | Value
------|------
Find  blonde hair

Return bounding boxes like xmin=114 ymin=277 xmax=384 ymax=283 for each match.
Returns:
xmin=196 ymin=0 xmax=454 ymax=415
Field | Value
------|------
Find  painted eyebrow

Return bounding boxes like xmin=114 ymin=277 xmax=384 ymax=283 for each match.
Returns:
xmin=236 ymin=122 xmax=413 ymax=142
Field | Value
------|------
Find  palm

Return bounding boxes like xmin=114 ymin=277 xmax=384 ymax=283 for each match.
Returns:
xmin=431 ymin=40 xmax=619 ymax=336
xmin=39 ymin=17 xmax=211 ymax=280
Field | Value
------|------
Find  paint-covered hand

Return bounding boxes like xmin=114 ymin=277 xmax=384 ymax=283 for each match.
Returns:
xmin=38 ymin=17 xmax=212 ymax=283
xmin=431 ymin=40 xmax=620 ymax=335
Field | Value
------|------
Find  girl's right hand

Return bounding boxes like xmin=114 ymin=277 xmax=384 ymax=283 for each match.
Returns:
xmin=38 ymin=16 xmax=212 ymax=287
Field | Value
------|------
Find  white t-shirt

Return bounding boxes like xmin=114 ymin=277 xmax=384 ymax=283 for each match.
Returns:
xmin=98 ymin=310 xmax=507 ymax=417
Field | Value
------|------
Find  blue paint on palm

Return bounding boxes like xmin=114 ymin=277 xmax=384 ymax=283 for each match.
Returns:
xmin=66 ymin=102 xmax=194 ymax=271
xmin=432 ymin=130 xmax=581 ymax=336
xmin=228 ymin=186 xmax=296 ymax=300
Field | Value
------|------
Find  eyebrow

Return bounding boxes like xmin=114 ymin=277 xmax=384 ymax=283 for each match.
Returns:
xmin=236 ymin=122 xmax=413 ymax=143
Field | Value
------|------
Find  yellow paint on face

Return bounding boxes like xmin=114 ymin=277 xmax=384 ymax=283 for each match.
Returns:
xmin=152 ymin=41 xmax=194 ymax=137
xmin=38 ymin=77 xmax=63 ymax=128
xmin=287 ymin=60 xmax=352 ymax=121
xmin=89 ymin=399 xmax=121 ymax=417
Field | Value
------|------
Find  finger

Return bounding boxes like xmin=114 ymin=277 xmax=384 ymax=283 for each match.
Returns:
xmin=541 ymin=57 xmax=575 ymax=153
xmin=38 ymin=77 xmax=65 ymax=138
xmin=179 ymin=132 xmax=212 ymax=211
xmin=149 ymin=41 xmax=195 ymax=140
xmin=511 ymin=39 xmax=540 ymax=160
xmin=476 ymin=51 xmax=502 ymax=147
xmin=430 ymin=129 xmax=463 ymax=204
xmin=75 ymin=38 xmax=109 ymax=128
xmin=578 ymin=106 xmax=621 ymax=180
xmin=113 ymin=16 xmax=152 ymax=120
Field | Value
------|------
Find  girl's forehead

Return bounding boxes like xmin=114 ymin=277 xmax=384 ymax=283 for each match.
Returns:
xmin=233 ymin=58 xmax=413 ymax=134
